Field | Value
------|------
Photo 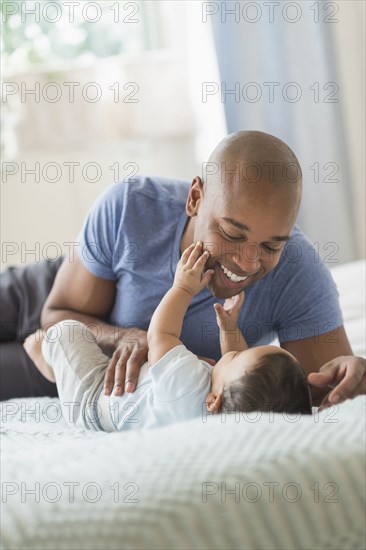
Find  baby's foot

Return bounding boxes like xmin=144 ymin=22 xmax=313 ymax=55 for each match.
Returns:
xmin=23 ymin=329 xmax=56 ymax=383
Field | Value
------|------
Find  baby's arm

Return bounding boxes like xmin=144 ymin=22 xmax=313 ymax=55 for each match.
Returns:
xmin=214 ymin=292 xmax=248 ymax=355
xmin=147 ymin=242 xmax=214 ymax=367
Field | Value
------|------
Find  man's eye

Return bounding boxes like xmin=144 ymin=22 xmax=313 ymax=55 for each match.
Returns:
xmin=220 ymin=229 xmax=243 ymax=241
xmin=263 ymin=244 xmax=281 ymax=253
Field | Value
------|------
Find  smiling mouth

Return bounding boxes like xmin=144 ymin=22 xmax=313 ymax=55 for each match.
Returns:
xmin=207 ymin=262 xmax=260 ymax=295
xmin=219 ymin=263 xmax=251 ymax=283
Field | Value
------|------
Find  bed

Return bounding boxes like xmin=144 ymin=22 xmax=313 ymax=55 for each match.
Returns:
xmin=1 ymin=260 xmax=365 ymax=550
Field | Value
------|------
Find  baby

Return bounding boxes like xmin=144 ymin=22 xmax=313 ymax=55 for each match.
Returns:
xmin=25 ymin=242 xmax=312 ymax=431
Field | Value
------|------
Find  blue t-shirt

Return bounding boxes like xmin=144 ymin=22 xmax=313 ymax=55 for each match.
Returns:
xmin=76 ymin=175 xmax=343 ymax=360
xmin=96 ymin=345 xmax=213 ymax=431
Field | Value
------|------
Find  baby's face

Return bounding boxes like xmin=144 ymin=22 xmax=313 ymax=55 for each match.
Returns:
xmin=212 ymin=345 xmax=297 ymax=388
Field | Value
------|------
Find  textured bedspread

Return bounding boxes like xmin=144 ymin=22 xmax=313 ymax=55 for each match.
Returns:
xmin=1 ymin=395 xmax=365 ymax=550
xmin=1 ymin=260 xmax=365 ymax=550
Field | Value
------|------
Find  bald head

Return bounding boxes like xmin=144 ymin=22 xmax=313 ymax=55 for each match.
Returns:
xmin=204 ymin=130 xmax=302 ymax=211
xmin=182 ymin=131 xmax=303 ymax=298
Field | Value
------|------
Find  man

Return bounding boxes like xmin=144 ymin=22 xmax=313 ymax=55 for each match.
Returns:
xmin=1 ymin=131 xmax=365 ymax=407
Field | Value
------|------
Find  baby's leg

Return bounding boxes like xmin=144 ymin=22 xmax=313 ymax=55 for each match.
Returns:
xmin=42 ymin=320 xmax=110 ymax=430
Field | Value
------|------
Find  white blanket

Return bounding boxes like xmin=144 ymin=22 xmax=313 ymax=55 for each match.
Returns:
xmin=1 ymin=396 xmax=365 ymax=550
xmin=1 ymin=260 xmax=365 ymax=550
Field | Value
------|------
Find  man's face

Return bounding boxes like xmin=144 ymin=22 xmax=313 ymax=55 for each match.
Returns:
xmin=188 ymin=178 xmax=298 ymax=299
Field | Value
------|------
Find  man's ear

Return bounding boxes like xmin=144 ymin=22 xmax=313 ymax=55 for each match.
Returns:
xmin=205 ymin=391 xmax=222 ymax=414
xmin=186 ymin=177 xmax=204 ymax=217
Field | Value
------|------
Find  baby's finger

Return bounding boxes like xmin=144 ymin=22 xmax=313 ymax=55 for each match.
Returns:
xmin=180 ymin=243 xmax=196 ymax=263
xmin=193 ymin=249 xmax=210 ymax=270
xmin=214 ymin=303 xmax=227 ymax=318
xmin=184 ymin=242 xmax=204 ymax=268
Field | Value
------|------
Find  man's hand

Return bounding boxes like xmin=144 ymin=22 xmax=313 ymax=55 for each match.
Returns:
xmin=308 ymin=355 xmax=366 ymax=410
xmin=214 ymin=292 xmax=245 ymax=332
xmin=173 ymin=242 xmax=214 ymax=296
xmin=104 ymin=328 xmax=148 ymax=396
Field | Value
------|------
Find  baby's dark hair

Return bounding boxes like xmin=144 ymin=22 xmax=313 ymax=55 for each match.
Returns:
xmin=221 ymin=352 xmax=312 ymax=415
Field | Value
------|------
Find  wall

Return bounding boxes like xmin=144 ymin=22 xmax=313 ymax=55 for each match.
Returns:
xmin=1 ymin=51 xmax=200 ymax=267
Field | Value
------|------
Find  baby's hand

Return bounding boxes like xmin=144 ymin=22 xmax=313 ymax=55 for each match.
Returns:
xmin=214 ymin=291 xmax=245 ymax=332
xmin=174 ymin=242 xmax=214 ymax=296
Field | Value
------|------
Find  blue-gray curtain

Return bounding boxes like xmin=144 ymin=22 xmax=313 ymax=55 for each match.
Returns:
xmin=210 ymin=2 xmax=356 ymax=264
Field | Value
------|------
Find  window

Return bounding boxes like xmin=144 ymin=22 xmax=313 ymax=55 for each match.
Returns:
xmin=2 ymin=0 xmax=160 ymax=75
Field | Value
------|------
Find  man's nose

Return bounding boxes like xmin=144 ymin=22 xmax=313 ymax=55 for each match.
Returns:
xmin=232 ymin=243 xmax=261 ymax=273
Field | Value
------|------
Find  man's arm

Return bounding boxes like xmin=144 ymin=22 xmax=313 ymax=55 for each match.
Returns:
xmin=41 ymin=254 xmax=148 ymax=395
xmin=41 ymin=255 xmax=117 ymax=347
xmin=281 ymin=325 xmax=353 ymax=406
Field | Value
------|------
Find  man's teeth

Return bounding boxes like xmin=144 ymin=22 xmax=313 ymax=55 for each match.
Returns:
xmin=220 ymin=264 xmax=248 ymax=282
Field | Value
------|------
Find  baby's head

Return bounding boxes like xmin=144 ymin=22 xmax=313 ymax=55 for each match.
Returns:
xmin=207 ymin=345 xmax=312 ymax=415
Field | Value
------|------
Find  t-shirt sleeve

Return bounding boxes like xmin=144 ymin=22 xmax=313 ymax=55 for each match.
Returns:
xmin=150 ymin=345 xmax=212 ymax=402
xmin=270 ymin=230 xmax=344 ymax=343
xmin=76 ymin=182 xmax=125 ymax=280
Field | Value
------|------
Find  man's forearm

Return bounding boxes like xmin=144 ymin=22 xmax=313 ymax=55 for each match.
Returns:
xmin=41 ymin=307 xmax=142 ymax=353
